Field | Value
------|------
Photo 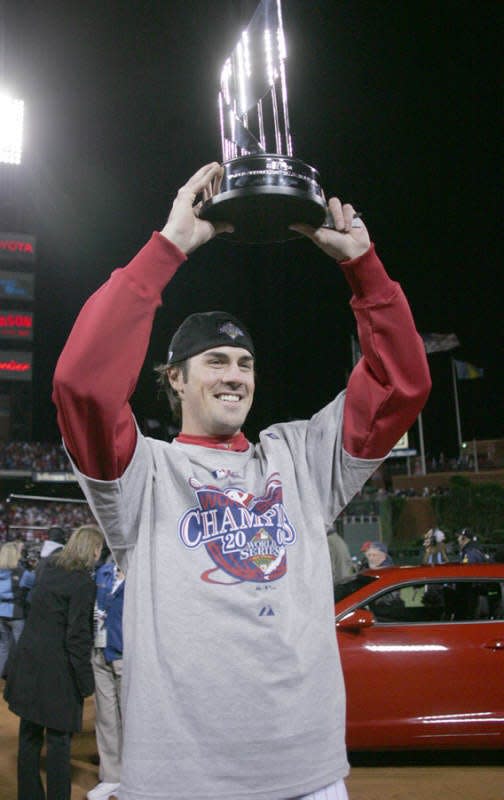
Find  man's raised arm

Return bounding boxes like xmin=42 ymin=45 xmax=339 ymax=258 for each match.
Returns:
xmin=292 ymin=199 xmax=431 ymax=459
xmin=52 ymin=163 xmax=230 ymax=480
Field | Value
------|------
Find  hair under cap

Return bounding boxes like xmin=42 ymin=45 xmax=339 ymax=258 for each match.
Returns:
xmin=167 ymin=311 xmax=255 ymax=365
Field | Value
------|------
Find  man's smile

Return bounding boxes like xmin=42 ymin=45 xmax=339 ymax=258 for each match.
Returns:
xmin=215 ymin=393 xmax=242 ymax=403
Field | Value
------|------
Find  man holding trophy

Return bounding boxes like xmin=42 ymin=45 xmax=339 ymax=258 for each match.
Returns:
xmin=53 ymin=3 xmax=431 ymax=799
xmin=53 ymin=160 xmax=430 ymax=799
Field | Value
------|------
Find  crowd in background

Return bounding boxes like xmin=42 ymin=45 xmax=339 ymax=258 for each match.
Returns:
xmin=0 ymin=442 xmax=70 ymax=473
xmin=0 ymin=501 xmax=96 ymax=542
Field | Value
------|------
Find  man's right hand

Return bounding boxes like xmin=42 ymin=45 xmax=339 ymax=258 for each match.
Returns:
xmin=160 ymin=162 xmax=233 ymax=254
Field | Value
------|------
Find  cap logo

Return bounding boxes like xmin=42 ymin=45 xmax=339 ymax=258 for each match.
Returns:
xmin=219 ymin=322 xmax=244 ymax=340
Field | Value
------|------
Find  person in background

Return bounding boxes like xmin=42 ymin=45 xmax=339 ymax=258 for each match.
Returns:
xmin=87 ymin=560 xmax=125 ymax=800
xmin=422 ymin=527 xmax=448 ymax=564
xmin=33 ymin=526 xmax=68 ymax=588
xmin=457 ymin=528 xmax=488 ymax=564
xmin=4 ymin=524 xmax=103 ymax=800
xmin=39 ymin=526 xmax=66 ymax=560
xmin=18 ymin=544 xmax=39 ymax=616
xmin=0 ymin=542 xmax=32 ymax=678
xmin=360 ymin=540 xmax=394 ymax=569
xmin=327 ymin=524 xmax=354 ymax=583
xmin=420 ymin=528 xmax=449 ymax=611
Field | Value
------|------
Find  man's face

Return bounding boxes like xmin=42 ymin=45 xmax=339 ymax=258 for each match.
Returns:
xmin=169 ymin=346 xmax=255 ymax=437
xmin=364 ymin=546 xmax=387 ymax=569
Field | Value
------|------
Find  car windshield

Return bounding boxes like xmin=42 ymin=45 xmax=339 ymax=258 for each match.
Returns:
xmin=333 ymin=573 xmax=377 ymax=603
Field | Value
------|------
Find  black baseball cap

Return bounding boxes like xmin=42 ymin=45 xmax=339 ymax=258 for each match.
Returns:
xmin=167 ymin=311 xmax=255 ymax=365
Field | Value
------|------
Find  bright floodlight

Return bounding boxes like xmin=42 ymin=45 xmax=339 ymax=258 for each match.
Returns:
xmin=0 ymin=93 xmax=24 ymax=165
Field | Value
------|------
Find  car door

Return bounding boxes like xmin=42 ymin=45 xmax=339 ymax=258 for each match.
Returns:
xmin=337 ymin=578 xmax=504 ymax=749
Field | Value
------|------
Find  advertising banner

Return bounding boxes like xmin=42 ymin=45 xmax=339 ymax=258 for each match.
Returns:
xmin=0 ymin=233 xmax=36 ymax=262
xmin=0 ymin=310 xmax=33 ymax=341
xmin=0 ymin=350 xmax=32 ymax=381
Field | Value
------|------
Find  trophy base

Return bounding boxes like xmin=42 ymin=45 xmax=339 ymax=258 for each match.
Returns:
xmin=199 ymin=155 xmax=328 ymax=244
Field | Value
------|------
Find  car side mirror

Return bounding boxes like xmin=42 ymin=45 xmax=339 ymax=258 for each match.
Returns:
xmin=337 ymin=608 xmax=375 ymax=631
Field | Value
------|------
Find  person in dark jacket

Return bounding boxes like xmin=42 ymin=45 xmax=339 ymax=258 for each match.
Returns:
xmin=0 ymin=542 xmax=32 ymax=678
xmin=4 ymin=524 xmax=103 ymax=800
xmin=457 ymin=528 xmax=488 ymax=564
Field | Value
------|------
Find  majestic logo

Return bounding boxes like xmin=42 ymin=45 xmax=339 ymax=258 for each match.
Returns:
xmin=178 ymin=473 xmax=296 ymax=584
xmin=211 ymin=468 xmax=244 ymax=480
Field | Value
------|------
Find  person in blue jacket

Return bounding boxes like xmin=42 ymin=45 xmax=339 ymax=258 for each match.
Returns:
xmin=457 ymin=528 xmax=488 ymax=564
xmin=0 ymin=542 xmax=33 ymax=678
xmin=87 ymin=560 xmax=125 ymax=800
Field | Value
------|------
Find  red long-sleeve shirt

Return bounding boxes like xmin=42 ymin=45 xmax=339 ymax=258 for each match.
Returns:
xmin=52 ymin=233 xmax=430 ymax=480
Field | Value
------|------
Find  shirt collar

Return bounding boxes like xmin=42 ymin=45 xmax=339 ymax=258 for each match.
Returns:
xmin=175 ymin=431 xmax=249 ymax=451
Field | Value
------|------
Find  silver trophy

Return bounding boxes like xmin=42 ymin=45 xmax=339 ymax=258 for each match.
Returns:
xmin=200 ymin=0 xmax=328 ymax=244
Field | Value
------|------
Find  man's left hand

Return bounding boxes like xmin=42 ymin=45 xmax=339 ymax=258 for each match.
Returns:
xmin=291 ymin=197 xmax=371 ymax=262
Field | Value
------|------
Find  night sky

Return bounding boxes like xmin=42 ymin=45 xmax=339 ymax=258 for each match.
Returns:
xmin=1 ymin=0 xmax=502 ymax=459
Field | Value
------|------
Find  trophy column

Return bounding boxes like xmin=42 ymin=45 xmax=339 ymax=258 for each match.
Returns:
xmin=200 ymin=0 xmax=328 ymax=244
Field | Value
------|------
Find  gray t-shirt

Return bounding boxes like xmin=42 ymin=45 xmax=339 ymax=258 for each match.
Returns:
xmin=70 ymin=392 xmax=382 ymax=800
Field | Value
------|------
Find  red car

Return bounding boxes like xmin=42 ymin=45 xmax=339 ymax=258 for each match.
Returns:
xmin=334 ymin=563 xmax=504 ymax=750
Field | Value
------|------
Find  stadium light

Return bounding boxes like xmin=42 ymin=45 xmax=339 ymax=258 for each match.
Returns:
xmin=0 ymin=92 xmax=24 ymax=165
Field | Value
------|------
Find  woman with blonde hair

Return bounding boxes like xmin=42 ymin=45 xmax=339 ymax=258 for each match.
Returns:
xmin=0 ymin=542 xmax=32 ymax=678
xmin=0 ymin=541 xmax=22 ymax=569
xmin=4 ymin=524 xmax=103 ymax=800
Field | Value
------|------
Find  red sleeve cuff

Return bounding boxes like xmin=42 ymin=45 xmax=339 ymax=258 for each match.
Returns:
xmin=339 ymin=243 xmax=396 ymax=301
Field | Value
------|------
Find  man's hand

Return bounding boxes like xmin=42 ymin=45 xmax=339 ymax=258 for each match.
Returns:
xmin=161 ymin=163 xmax=233 ymax=254
xmin=291 ymin=197 xmax=371 ymax=262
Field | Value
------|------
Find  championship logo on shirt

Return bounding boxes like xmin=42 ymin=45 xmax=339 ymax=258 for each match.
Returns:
xmin=178 ymin=473 xmax=296 ymax=584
